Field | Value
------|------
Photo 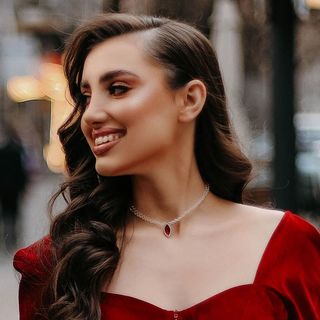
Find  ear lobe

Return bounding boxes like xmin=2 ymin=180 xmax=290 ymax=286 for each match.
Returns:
xmin=178 ymin=80 xmax=207 ymax=123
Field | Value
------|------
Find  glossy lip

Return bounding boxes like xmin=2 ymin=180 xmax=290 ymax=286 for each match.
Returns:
xmin=91 ymin=128 xmax=126 ymax=156
xmin=93 ymin=138 xmax=122 ymax=156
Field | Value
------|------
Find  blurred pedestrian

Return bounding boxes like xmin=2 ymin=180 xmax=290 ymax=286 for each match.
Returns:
xmin=0 ymin=122 xmax=28 ymax=251
xmin=13 ymin=13 xmax=320 ymax=320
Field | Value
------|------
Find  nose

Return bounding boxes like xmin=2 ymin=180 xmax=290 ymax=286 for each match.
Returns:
xmin=81 ymin=94 xmax=109 ymax=127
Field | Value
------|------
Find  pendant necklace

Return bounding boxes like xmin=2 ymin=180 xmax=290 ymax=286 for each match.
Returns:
xmin=129 ymin=183 xmax=210 ymax=238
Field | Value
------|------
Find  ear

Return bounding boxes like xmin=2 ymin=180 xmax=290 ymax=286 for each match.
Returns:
xmin=177 ymin=79 xmax=207 ymax=123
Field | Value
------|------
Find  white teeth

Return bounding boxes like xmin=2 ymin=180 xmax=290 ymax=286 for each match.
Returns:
xmin=94 ymin=134 xmax=122 ymax=146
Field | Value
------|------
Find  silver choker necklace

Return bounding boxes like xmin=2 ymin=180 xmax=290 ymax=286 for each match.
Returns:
xmin=129 ymin=184 xmax=210 ymax=238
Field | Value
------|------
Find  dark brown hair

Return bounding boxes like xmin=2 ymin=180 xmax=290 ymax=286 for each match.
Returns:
xmin=48 ymin=13 xmax=252 ymax=319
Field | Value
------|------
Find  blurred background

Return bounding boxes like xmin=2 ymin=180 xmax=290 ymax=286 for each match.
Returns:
xmin=0 ymin=0 xmax=319 ymax=318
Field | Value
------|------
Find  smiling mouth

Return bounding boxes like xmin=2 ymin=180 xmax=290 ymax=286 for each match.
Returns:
xmin=94 ymin=133 xmax=124 ymax=146
xmin=92 ymin=132 xmax=125 ymax=156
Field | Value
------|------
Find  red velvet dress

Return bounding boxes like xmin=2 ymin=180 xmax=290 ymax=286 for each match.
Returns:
xmin=13 ymin=211 xmax=320 ymax=319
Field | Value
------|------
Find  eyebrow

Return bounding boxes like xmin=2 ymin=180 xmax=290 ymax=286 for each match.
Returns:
xmin=80 ymin=70 xmax=139 ymax=90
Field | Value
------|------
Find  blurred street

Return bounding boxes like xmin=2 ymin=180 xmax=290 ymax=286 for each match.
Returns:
xmin=0 ymin=173 xmax=63 ymax=320
xmin=0 ymin=1 xmax=320 ymax=318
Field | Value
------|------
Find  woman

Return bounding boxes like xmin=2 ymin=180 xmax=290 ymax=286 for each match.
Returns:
xmin=14 ymin=13 xmax=320 ymax=320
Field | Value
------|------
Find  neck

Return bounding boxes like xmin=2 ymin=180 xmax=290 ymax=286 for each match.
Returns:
xmin=131 ymin=157 xmax=209 ymax=224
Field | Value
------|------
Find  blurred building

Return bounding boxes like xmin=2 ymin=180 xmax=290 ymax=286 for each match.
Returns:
xmin=0 ymin=0 xmax=104 ymax=173
xmin=0 ymin=0 xmax=319 ymax=215
xmin=238 ymin=0 xmax=320 ymax=214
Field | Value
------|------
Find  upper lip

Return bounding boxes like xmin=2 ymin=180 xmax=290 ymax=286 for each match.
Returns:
xmin=92 ymin=128 xmax=126 ymax=140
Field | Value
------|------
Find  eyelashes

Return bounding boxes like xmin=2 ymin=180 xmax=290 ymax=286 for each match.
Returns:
xmin=79 ymin=83 xmax=130 ymax=106
xmin=109 ymin=84 xmax=129 ymax=96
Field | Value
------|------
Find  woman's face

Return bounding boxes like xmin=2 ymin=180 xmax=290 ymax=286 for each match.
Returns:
xmin=80 ymin=34 xmax=183 ymax=176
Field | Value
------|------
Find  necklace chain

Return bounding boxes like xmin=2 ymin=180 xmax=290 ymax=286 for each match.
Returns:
xmin=129 ymin=183 xmax=210 ymax=237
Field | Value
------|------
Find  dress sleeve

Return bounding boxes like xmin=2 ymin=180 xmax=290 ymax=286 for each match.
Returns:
xmin=255 ymin=212 xmax=320 ymax=319
xmin=13 ymin=236 xmax=53 ymax=320
xmin=287 ymin=215 xmax=320 ymax=320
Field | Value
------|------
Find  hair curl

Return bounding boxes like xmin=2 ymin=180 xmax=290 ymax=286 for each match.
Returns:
xmin=47 ymin=13 xmax=252 ymax=319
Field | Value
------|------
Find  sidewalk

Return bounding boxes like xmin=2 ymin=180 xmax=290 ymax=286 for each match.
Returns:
xmin=0 ymin=173 xmax=63 ymax=320
xmin=0 ymin=254 xmax=19 ymax=320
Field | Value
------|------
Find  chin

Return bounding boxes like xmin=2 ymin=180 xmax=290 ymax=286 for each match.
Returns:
xmin=95 ymin=161 xmax=129 ymax=177
xmin=94 ymin=152 xmax=153 ymax=177
xmin=96 ymin=166 xmax=121 ymax=177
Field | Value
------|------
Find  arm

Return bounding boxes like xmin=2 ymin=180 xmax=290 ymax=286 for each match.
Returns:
xmin=17 ymin=272 xmax=46 ymax=320
xmin=256 ymin=212 xmax=320 ymax=319
xmin=293 ymin=228 xmax=320 ymax=319
xmin=283 ymin=215 xmax=320 ymax=319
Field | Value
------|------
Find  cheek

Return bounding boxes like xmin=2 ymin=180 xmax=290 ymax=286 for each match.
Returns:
xmin=80 ymin=119 xmax=91 ymax=142
xmin=127 ymin=115 xmax=177 ymax=158
xmin=121 ymin=85 xmax=177 ymax=130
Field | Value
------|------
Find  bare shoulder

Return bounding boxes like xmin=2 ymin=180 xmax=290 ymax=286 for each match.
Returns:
xmin=223 ymin=203 xmax=319 ymax=246
xmin=225 ymin=203 xmax=286 ymax=236
xmin=236 ymin=204 xmax=285 ymax=222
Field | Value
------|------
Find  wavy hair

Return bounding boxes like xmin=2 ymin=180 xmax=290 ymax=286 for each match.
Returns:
xmin=48 ymin=13 xmax=252 ymax=319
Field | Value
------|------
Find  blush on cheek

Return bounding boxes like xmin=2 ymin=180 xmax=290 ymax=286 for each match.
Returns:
xmin=122 ymin=84 xmax=166 ymax=117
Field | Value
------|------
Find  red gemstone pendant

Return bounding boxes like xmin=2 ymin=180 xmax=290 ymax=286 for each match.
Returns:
xmin=163 ymin=224 xmax=172 ymax=238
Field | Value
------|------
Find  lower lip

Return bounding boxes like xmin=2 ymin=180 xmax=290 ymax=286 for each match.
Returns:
xmin=93 ymin=139 xmax=121 ymax=156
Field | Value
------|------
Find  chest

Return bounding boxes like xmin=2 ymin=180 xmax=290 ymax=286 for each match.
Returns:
xmin=106 ymin=228 xmax=266 ymax=310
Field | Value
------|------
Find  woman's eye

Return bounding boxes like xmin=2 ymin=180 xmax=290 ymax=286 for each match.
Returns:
xmin=109 ymin=84 xmax=129 ymax=96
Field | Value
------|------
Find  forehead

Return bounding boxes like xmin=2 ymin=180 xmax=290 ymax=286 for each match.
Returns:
xmin=82 ymin=33 xmax=165 ymax=83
